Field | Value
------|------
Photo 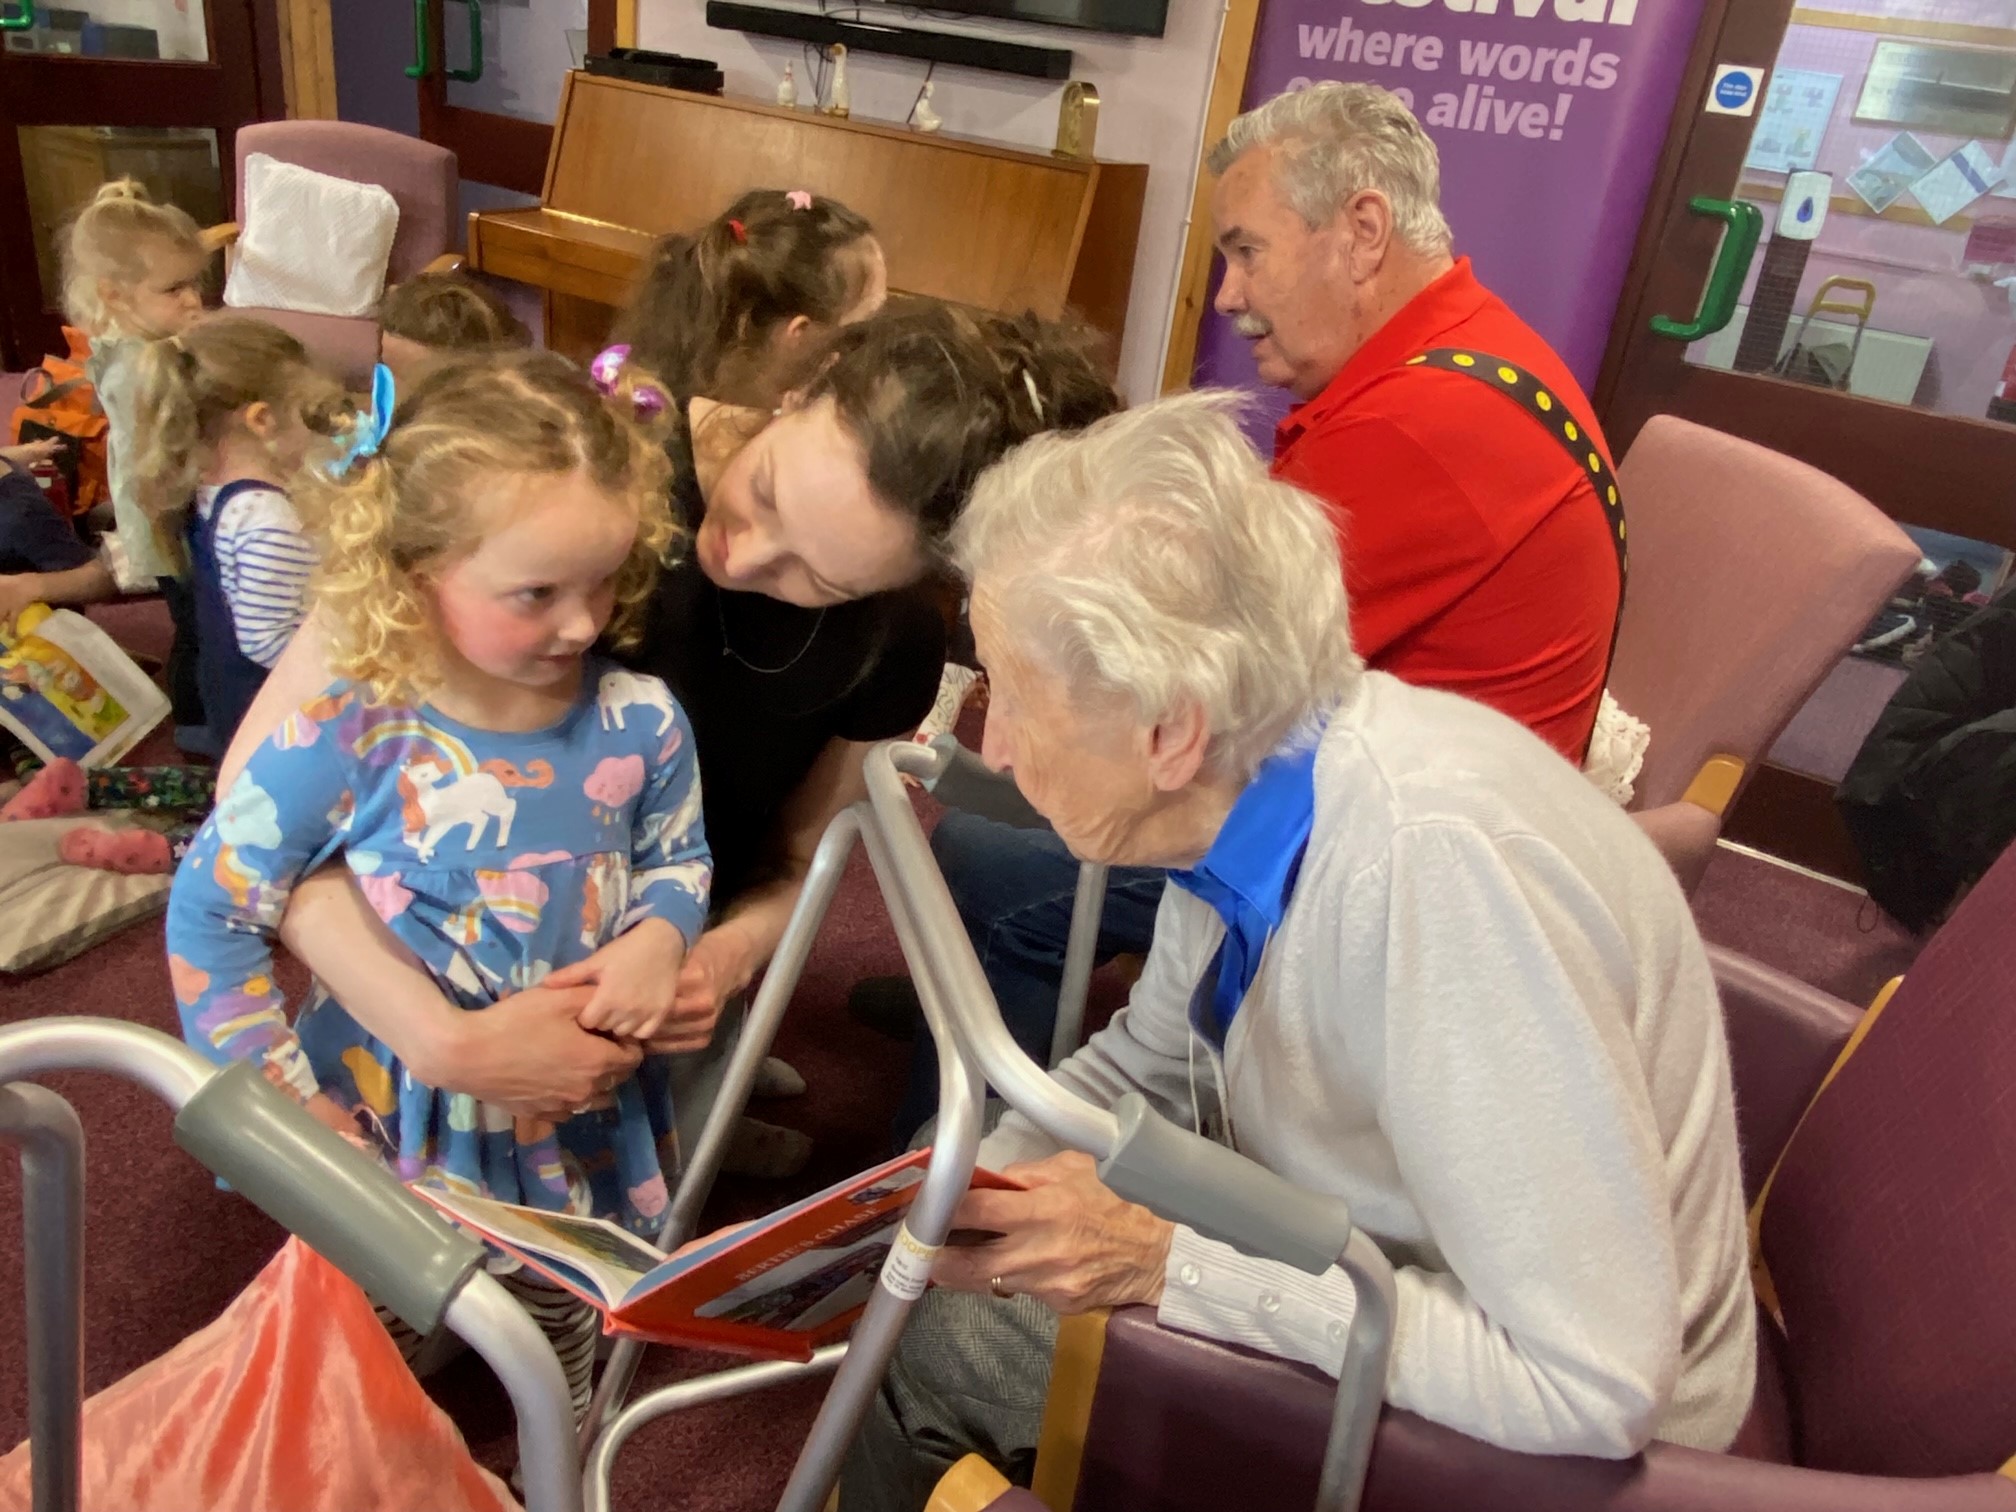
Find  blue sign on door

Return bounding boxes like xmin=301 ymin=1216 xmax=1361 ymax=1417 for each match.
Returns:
xmin=1706 ymin=64 xmax=1765 ymax=117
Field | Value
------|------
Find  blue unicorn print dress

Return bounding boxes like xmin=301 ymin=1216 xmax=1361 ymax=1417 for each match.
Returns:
xmin=165 ymin=658 xmax=711 ymax=1236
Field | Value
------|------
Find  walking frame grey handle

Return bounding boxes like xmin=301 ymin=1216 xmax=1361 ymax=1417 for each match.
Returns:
xmin=175 ymin=1059 xmax=485 ymax=1336
xmin=0 ymin=1019 xmax=583 ymax=1512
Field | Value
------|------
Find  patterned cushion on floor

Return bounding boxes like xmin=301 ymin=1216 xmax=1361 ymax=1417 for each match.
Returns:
xmin=0 ymin=812 xmax=170 ymax=975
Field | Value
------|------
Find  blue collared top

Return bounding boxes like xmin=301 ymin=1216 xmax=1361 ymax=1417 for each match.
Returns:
xmin=1167 ymin=730 xmax=1322 ymax=1050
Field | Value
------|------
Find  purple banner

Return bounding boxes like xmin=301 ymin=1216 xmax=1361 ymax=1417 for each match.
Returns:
xmin=1193 ymin=0 xmax=1709 ymax=431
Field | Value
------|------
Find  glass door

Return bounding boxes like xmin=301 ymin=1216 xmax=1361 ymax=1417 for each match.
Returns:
xmin=408 ymin=0 xmax=621 ymax=197
xmin=1601 ymin=0 xmax=2016 ymax=878
xmin=0 ymin=0 xmax=281 ymax=365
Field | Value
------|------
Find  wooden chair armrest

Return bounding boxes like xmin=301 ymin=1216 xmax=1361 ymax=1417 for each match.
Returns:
xmin=200 ymin=221 xmax=240 ymax=254
xmin=1680 ymin=754 xmax=1747 ymax=818
xmin=421 ymin=251 xmax=466 ymax=275
xmin=926 ymin=1454 xmax=1015 ymax=1512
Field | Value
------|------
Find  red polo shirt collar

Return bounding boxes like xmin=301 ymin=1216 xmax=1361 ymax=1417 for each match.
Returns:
xmin=1275 ymin=257 xmax=1490 ymax=458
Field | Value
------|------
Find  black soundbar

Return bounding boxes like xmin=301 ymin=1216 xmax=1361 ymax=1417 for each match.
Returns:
xmin=706 ymin=1 xmax=1072 ymax=81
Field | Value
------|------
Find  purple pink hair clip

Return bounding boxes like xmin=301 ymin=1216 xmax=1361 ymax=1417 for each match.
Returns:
xmin=785 ymin=190 xmax=813 ymax=210
xmin=727 ymin=218 xmax=748 ymax=244
xmin=590 ymin=344 xmax=668 ymax=422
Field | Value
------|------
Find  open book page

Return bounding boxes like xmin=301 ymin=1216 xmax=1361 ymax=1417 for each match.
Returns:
xmin=416 ymin=1150 xmax=1017 ymax=1360
xmin=414 ymin=1186 xmax=668 ymax=1308
xmin=0 ymin=605 xmax=168 ymax=766
xmin=610 ymin=1152 xmax=1020 ymax=1357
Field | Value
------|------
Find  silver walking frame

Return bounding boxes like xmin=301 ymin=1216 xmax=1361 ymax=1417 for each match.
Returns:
xmin=4 ymin=738 xmax=1395 ymax=1512
xmin=0 ymin=1017 xmax=582 ymax=1512
xmin=580 ymin=736 xmax=1398 ymax=1512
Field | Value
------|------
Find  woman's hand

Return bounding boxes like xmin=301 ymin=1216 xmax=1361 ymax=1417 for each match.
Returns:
xmin=272 ymin=862 xmax=639 ymax=1116
xmin=643 ymin=924 xmax=758 ymax=1054
xmin=545 ymin=919 xmax=689 ymax=1041
xmin=421 ymin=983 xmax=643 ymax=1116
xmin=930 ymin=1152 xmax=1175 ymax=1314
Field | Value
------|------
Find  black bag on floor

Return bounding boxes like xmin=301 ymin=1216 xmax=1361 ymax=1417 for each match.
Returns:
xmin=1837 ymin=581 xmax=2016 ymax=931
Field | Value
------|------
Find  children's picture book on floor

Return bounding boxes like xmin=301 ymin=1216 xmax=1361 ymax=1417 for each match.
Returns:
xmin=0 ymin=605 xmax=168 ymax=767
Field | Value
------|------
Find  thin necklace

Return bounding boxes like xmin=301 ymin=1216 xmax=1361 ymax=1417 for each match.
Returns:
xmin=716 ymin=591 xmax=827 ymax=675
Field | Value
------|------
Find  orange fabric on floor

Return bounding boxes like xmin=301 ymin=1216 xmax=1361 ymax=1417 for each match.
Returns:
xmin=0 ymin=1236 xmax=519 ymax=1512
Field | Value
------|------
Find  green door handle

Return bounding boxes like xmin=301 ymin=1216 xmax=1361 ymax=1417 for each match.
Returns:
xmin=404 ymin=0 xmax=431 ymax=77
xmin=0 ymin=0 xmax=37 ymax=32
xmin=447 ymin=0 xmax=483 ymax=82
xmin=1650 ymin=197 xmax=1765 ymax=342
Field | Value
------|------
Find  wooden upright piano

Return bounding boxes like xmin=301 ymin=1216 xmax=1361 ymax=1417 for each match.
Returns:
xmin=467 ymin=71 xmax=1151 ymax=362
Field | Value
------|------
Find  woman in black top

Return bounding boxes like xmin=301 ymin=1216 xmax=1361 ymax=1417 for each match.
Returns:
xmin=218 ymin=197 xmax=1118 ymax=1167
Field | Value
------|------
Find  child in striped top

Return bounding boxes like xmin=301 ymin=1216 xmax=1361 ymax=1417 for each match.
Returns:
xmin=130 ymin=314 xmax=351 ymax=751
xmin=1 ymin=316 xmax=353 ymax=872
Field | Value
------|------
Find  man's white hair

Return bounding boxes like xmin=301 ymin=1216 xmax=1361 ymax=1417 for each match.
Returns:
xmin=951 ymin=390 xmax=1361 ymax=784
xmin=1209 ymin=82 xmax=1453 ymax=256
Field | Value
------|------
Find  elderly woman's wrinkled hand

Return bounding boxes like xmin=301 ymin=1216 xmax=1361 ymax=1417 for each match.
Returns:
xmin=931 ymin=1151 xmax=1175 ymax=1314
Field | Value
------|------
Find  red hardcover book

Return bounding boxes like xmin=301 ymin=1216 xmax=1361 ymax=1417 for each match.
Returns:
xmin=416 ymin=1150 xmax=1016 ymax=1361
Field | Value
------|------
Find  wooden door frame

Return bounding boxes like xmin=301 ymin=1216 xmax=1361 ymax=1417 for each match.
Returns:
xmin=276 ymin=0 xmax=339 ymax=119
xmin=1590 ymin=0 xmax=1754 ymax=425
xmin=1157 ymin=0 xmax=1264 ymax=394
xmin=412 ymin=0 xmax=628 ymax=196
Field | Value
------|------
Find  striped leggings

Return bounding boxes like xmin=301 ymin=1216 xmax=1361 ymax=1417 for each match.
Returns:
xmin=377 ymin=1262 xmax=601 ymax=1422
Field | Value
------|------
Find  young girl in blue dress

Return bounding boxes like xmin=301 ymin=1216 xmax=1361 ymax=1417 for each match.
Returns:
xmin=166 ymin=349 xmax=707 ymax=1279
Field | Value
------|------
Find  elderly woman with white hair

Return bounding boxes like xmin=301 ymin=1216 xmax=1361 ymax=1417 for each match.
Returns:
xmin=838 ymin=392 xmax=1755 ymax=1509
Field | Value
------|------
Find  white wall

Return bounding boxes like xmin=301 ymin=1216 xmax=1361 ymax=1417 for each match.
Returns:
xmin=637 ymin=0 xmax=1225 ymax=401
xmin=444 ymin=0 xmax=589 ymax=122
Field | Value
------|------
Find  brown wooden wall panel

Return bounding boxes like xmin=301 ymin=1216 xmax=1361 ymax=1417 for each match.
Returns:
xmin=1069 ymin=163 xmax=1150 ymax=346
xmin=465 ymin=70 xmax=1147 ymax=358
xmin=543 ymin=75 xmax=1098 ymax=319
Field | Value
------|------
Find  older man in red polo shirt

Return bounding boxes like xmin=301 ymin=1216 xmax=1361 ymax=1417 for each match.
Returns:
xmin=866 ymin=85 xmax=1624 ymax=1137
xmin=1211 ymin=81 xmax=1620 ymax=757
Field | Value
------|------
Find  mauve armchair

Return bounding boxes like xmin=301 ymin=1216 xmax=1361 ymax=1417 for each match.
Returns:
xmin=936 ymin=839 xmax=2016 ymax=1512
xmin=205 ymin=121 xmax=461 ymax=385
xmin=1609 ymin=417 xmax=1919 ymax=894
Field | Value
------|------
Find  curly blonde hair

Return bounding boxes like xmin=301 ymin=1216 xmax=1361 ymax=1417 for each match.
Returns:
xmin=129 ymin=314 xmax=352 ymax=561
xmin=293 ymin=350 xmax=677 ymax=703
xmin=61 ymin=178 xmax=206 ymax=338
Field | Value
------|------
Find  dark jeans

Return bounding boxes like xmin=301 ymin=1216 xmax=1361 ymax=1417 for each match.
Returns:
xmin=158 ymin=573 xmax=205 ymax=733
xmin=892 ymin=811 xmax=1167 ymax=1147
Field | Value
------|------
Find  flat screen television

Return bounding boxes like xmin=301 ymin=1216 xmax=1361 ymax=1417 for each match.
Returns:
xmin=883 ymin=0 xmax=1167 ymax=40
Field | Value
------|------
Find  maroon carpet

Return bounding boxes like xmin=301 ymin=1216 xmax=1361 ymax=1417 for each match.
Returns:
xmin=0 ymin=601 xmax=1923 ymax=1508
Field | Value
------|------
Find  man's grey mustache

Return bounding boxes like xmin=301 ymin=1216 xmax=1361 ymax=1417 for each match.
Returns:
xmin=1234 ymin=314 xmax=1272 ymax=338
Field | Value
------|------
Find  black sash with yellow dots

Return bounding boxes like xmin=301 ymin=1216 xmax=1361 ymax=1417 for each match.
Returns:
xmin=1407 ymin=347 xmax=1629 ymax=688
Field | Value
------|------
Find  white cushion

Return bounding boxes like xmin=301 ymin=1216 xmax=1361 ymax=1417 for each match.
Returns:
xmin=0 ymin=814 xmax=169 ymax=975
xmin=223 ymin=154 xmax=400 ymax=320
